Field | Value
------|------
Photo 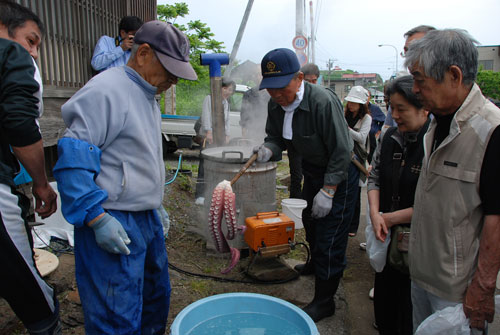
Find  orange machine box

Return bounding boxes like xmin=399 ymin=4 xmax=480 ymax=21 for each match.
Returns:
xmin=244 ymin=212 xmax=295 ymax=252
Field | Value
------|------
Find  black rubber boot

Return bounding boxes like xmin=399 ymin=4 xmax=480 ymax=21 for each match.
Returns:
xmin=294 ymin=261 xmax=315 ymax=275
xmin=28 ymin=319 xmax=62 ymax=335
xmin=303 ymin=275 xmax=341 ymax=322
xmin=26 ymin=298 xmax=62 ymax=335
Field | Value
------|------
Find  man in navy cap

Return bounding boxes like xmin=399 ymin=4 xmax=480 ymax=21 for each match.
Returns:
xmin=53 ymin=21 xmax=197 ymax=334
xmin=254 ymin=48 xmax=357 ymax=322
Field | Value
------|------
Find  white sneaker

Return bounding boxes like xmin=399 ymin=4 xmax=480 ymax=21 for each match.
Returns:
xmin=195 ymin=197 xmax=205 ymax=206
xmin=369 ymin=287 xmax=374 ymax=300
xmin=359 ymin=242 xmax=367 ymax=251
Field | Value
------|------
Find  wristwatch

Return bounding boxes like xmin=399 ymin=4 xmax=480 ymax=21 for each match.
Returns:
xmin=322 ymin=188 xmax=336 ymax=197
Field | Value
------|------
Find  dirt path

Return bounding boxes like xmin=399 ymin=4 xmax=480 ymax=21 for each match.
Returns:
xmin=343 ymin=193 xmax=378 ymax=335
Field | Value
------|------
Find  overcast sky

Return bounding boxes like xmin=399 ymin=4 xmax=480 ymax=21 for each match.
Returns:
xmin=158 ymin=0 xmax=500 ymax=81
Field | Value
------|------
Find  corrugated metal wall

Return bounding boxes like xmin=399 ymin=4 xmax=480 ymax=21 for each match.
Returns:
xmin=15 ymin=0 xmax=157 ymax=92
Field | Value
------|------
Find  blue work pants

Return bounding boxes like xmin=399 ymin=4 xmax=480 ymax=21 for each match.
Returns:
xmin=74 ymin=209 xmax=170 ymax=334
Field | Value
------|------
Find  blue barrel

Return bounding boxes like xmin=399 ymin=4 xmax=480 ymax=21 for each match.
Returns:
xmin=171 ymin=292 xmax=319 ymax=335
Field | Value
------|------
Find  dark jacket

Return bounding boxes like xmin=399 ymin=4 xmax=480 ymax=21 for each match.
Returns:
xmin=0 ymin=38 xmax=40 ymax=186
xmin=377 ymin=120 xmax=430 ymax=212
xmin=264 ymin=81 xmax=353 ymax=186
xmin=369 ymin=102 xmax=385 ymax=134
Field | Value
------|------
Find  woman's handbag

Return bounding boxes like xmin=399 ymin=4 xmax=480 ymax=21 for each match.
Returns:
xmin=388 ymin=224 xmax=411 ymax=274
xmin=353 ymin=141 xmax=368 ymax=162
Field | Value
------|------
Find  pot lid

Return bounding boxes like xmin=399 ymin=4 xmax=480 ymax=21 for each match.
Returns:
xmin=201 ymin=145 xmax=255 ymax=163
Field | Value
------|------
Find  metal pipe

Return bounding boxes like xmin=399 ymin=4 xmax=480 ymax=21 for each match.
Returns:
xmin=200 ymin=53 xmax=230 ymax=146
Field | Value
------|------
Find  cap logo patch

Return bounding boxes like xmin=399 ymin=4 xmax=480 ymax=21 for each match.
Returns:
xmin=264 ymin=61 xmax=281 ymax=75
xmin=179 ymin=38 xmax=189 ymax=57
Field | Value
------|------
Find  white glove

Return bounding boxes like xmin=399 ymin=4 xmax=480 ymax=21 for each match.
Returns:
xmin=253 ymin=145 xmax=273 ymax=163
xmin=311 ymin=189 xmax=334 ymax=218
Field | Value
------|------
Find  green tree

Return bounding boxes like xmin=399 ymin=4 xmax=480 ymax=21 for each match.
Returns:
xmin=476 ymin=69 xmax=500 ymax=100
xmin=157 ymin=3 xmax=225 ymax=115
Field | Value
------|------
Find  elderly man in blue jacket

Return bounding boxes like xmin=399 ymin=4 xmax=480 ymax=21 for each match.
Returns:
xmin=54 ymin=21 xmax=197 ymax=334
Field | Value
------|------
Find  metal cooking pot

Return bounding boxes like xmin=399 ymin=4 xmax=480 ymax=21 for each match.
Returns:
xmin=197 ymin=145 xmax=278 ymax=249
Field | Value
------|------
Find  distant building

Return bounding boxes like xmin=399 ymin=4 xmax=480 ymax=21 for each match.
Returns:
xmin=321 ymin=71 xmax=384 ymax=102
xmin=368 ymin=88 xmax=384 ymax=104
xmin=342 ymin=73 xmax=382 ymax=86
xmin=325 ymin=79 xmax=356 ymax=102
xmin=229 ymin=60 xmax=261 ymax=86
xmin=478 ymin=45 xmax=500 ymax=71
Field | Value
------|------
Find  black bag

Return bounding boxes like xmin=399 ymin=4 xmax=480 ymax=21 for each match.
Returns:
xmin=387 ymin=141 xmax=410 ymax=274
xmin=353 ymin=141 xmax=368 ymax=162
xmin=193 ymin=117 xmax=205 ymax=145
xmin=194 ymin=117 xmax=202 ymax=135
xmin=388 ymin=225 xmax=410 ymax=274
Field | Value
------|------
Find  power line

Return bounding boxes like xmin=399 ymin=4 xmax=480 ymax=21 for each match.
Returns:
xmin=314 ymin=0 xmax=322 ymax=37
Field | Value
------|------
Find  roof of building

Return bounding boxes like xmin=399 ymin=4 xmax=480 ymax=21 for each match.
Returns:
xmin=342 ymin=73 xmax=378 ymax=79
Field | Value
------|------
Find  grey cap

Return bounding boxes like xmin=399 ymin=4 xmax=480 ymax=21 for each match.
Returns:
xmin=134 ymin=20 xmax=197 ymax=81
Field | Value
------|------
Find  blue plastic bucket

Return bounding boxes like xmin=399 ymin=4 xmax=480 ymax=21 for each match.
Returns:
xmin=171 ymin=292 xmax=319 ymax=335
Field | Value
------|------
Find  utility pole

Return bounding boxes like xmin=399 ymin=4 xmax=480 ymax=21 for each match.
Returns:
xmin=225 ymin=0 xmax=254 ymax=77
xmin=327 ymin=59 xmax=333 ymax=88
xmin=309 ymin=1 xmax=315 ymax=64
xmin=296 ymin=0 xmax=305 ymax=37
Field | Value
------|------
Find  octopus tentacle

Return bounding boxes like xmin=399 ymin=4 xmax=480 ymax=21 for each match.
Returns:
xmin=220 ymin=247 xmax=240 ymax=274
xmin=223 ymin=186 xmax=236 ymax=240
xmin=208 ymin=182 xmax=226 ymax=253
xmin=209 ymin=180 xmax=242 ymax=273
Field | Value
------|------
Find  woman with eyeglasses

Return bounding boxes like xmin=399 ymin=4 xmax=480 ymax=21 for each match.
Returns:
xmin=368 ymin=75 xmax=430 ymax=334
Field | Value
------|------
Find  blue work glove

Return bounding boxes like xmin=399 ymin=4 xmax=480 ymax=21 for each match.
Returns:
xmin=253 ymin=144 xmax=273 ymax=163
xmin=91 ymin=213 xmax=131 ymax=255
xmin=311 ymin=189 xmax=334 ymax=218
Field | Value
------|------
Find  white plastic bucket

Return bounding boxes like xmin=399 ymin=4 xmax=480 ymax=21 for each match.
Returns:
xmin=281 ymin=198 xmax=307 ymax=229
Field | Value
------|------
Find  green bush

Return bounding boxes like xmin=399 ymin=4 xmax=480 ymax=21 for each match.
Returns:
xmin=477 ymin=70 xmax=500 ymax=100
xmin=176 ymin=80 xmax=210 ymax=116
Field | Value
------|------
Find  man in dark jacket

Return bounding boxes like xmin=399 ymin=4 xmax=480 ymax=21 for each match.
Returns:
xmin=254 ymin=48 xmax=358 ymax=322
xmin=0 ymin=1 xmax=60 ymax=333
xmin=367 ymin=91 xmax=385 ymax=163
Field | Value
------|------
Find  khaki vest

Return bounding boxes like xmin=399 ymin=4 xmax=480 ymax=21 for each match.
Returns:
xmin=409 ymin=84 xmax=500 ymax=302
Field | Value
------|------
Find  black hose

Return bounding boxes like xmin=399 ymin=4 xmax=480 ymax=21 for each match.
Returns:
xmin=168 ymin=241 xmax=311 ymax=285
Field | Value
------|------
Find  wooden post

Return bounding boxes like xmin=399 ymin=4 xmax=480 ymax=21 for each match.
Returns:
xmin=210 ymin=77 xmax=225 ymax=146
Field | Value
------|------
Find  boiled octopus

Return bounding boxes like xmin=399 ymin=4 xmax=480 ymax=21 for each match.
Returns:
xmin=208 ymin=180 xmax=244 ymax=274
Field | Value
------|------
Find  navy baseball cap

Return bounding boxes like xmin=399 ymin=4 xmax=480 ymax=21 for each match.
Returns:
xmin=259 ymin=48 xmax=300 ymax=90
xmin=134 ymin=20 xmax=197 ymax=81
